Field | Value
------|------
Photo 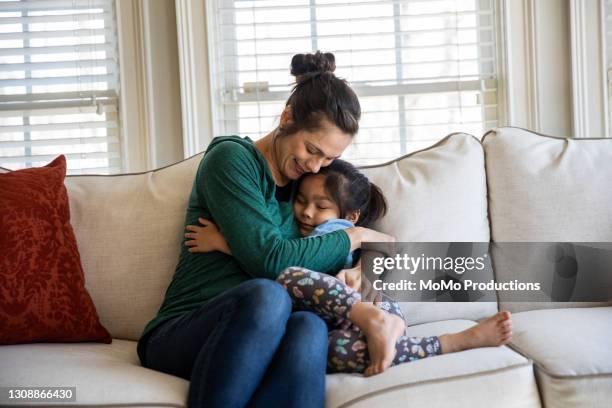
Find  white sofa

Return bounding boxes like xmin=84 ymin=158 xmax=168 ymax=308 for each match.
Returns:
xmin=1 ymin=127 xmax=610 ymax=407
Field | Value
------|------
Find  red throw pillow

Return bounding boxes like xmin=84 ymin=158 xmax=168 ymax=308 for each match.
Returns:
xmin=0 ymin=156 xmax=111 ymax=344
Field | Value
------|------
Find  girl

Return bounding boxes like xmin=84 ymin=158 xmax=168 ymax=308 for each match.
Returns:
xmin=186 ymin=160 xmax=513 ymax=377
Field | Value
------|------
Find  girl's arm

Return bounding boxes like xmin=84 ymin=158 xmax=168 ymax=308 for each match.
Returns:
xmin=185 ymin=218 xmax=232 ymax=255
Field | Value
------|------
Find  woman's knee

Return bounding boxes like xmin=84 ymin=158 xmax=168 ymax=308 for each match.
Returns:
xmin=287 ymin=311 xmax=328 ymax=349
xmin=279 ymin=312 xmax=328 ymax=376
xmin=238 ymin=278 xmax=292 ymax=327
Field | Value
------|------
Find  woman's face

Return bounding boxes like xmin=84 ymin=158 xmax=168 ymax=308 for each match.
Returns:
xmin=276 ymin=117 xmax=352 ymax=181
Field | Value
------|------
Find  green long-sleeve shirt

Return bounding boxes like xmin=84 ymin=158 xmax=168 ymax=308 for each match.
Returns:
xmin=141 ymin=136 xmax=351 ymax=338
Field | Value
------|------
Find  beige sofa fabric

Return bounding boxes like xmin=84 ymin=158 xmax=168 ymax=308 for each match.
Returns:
xmin=510 ymin=307 xmax=612 ymax=408
xmin=535 ymin=372 xmax=612 ymax=408
xmin=326 ymin=319 xmax=540 ymax=408
xmin=361 ymin=133 xmax=497 ymax=325
xmin=511 ymin=307 xmax=612 ymax=376
xmin=64 ymin=154 xmax=204 ymax=340
xmin=483 ymin=127 xmax=612 ymax=242
xmin=483 ymin=127 xmax=612 ymax=312
xmin=0 ymin=339 xmax=188 ymax=407
xmin=362 ymin=133 xmax=490 ymax=242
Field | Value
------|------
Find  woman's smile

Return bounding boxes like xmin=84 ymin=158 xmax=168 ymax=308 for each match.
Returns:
xmin=294 ymin=159 xmax=306 ymax=176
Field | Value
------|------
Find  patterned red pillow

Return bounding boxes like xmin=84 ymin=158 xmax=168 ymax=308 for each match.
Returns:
xmin=0 ymin=156 xmax=111 ymax=344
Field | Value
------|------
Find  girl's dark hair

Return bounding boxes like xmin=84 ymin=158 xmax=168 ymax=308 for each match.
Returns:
xmin=278 ymin=51 xmax=361 ymax=137
xmin=313 ymin=159 xmax=387 ymax=227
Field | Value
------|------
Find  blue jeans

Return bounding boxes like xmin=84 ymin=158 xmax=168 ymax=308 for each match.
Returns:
xmin=137 ymin=279 xmax=328 ymax=408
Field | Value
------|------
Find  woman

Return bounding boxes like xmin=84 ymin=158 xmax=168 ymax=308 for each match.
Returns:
xmin=137 ymin=51 xmax=393 ymax=408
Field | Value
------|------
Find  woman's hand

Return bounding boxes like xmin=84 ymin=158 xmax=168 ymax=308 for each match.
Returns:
xmin=345 ymin=227 xmax=395 ymax=252
xmin=336 ymin=260 xmax=362 ymax=291
xmin=184 ymin=218 xmax=232 ymax=255
xmin=361 ymin=227 xmax=395 ymax=244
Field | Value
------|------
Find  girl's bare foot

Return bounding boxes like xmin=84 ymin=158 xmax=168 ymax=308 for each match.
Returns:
xmin=349 ymin=302 xmax=406 ymax=377
xmin=439 ymin=311 xmax=513 ymax=353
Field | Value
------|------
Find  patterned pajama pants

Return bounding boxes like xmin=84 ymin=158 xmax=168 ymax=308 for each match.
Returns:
xmin=276 ymin=267 xmax=442 ymax=374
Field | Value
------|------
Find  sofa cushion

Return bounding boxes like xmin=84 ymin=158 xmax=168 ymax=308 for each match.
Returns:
xmin=361 ymin=133 xmax=490 ymax=242
xmin=483 ymin=127 xmax=612 ymax=242
xmin=510 ymin=307 xmax=612 ymax=376
xmin=64 ymin=153 xmax=204 ymax=341
xmin=326 ymin=319 xmax=540 ymax=408
xmin=361 ymin=133 xmax=496 ymax=325
xmin=483 ymin=127 xmax=612 ymax=312
xmin=509 ymin=307 xmax=612 ymax=408
xmin=0 ymin=321 xmax=539 ymax=408
xmin=0 ymin=155 xmax=111 ymax=345
xmin=0 ymin=339 xmax=188 ymax=407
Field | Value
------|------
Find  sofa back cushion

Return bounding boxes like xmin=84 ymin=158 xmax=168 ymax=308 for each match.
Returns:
xmin=483 ymin=127 xmax=612 ymax=311
xmin=361 ymin=133 xmax=497 ymax=325
xmin=64 ymin=154 xmax=203 ymax=340
xmin=63 ymin=132 xmax=494 ymax=337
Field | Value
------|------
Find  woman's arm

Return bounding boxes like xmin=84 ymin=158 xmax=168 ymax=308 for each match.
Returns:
xmin=197 ymin=140 xmax=351 ymax=278
xmin=185 ymin=219 xmax=394 ymax=258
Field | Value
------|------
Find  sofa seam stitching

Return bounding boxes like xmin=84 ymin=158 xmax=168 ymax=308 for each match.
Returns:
xmin=335 ymin=360 xmax=533 ymax=408
xmin=508 ymin=341 xmax=612 ymax=379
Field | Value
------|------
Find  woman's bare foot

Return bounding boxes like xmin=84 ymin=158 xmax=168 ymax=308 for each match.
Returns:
xmin=439 ymin=311 xmax=512 ymax=354
xmin=349 ymin=302 xmax=406 ymax=377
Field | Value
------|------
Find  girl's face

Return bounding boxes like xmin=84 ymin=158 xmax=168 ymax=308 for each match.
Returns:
xmin=293 ymin=174 xmax=341 ymax=236
xmin=275 ymin=114 xmax=352 ymax=182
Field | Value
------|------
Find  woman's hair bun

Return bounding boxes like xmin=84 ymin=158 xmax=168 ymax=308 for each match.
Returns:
xmin=291 ymin=51 xmax=336 ymax=81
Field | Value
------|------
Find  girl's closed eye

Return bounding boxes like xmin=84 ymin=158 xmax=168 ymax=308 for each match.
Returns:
xmin=293 ymin=174 xmax=342 ymax=236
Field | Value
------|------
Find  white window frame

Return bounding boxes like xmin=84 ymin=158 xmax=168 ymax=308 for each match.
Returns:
xmin=502 ymin=0 xmax=608 ymax=138
xmin=115 ymin=0 xmax=149 ymax=171
xmin=177 ymin=0 xmax=507 ymax=158
xmin=176 ymin=0 xmax=215 ymax=157
xmin=568 ymin=0 xmax=607 ymax=138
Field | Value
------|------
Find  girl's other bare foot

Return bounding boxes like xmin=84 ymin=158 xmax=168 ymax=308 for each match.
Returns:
xmin=349 ymin=303 xmax=406 ymax=377
xmin=439 ymin=311 xmax=512 ymax=354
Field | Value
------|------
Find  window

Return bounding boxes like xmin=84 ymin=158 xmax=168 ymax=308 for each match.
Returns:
xmin=208 ymin=0 xmax=500 ymax=165
xmin=0 ymin=0 xmax=121 ymax=174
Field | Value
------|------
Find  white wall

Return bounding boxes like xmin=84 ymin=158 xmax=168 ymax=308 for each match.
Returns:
xmin=503 ymin=0 xmax=572 ymax=137
xmin=117 ymin=0 xmax=183 ymax=172
xmin=142 ymin=0 xmax=184 ymax=167
xmin=503 ymin=0 xmax=607 ymax=138
xmin=535 ymin=0 xmax=573 ymax=137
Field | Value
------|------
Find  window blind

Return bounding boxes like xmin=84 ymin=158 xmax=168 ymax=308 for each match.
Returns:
xmin=0 ymin=0 xmax=121 ymax=174
xmin=208 ymin=0 xmax=499 ymax=165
